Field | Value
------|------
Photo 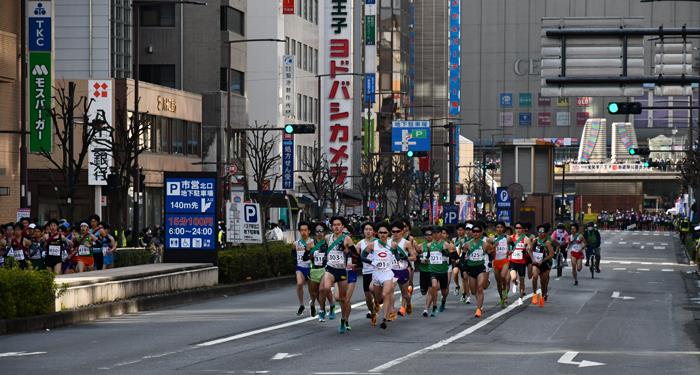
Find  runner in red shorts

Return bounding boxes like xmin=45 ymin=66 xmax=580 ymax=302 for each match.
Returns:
xmin=567 ymin=223 xmax=587 ymax=286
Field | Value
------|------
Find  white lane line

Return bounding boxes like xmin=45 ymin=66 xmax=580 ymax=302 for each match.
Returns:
xmin=368 ymin=293 xmax=534 ymax=373
xmin=637 ymin=268 xmax=650 ymax=271
xmin=632 ymin=242 xmax=640 ymax=245
xmin=618 ymin=242 xmax=627 ymax=245
xmin=661 ymin=242 xmax=668 ymax=245
xmin=646 ymin=243 xmax=654 ymax=245
xmin=197 ymin=292 xmax=400 ymax=347
xmin=653 ymin=246 xmax=666 ymax=250
xmin=619 ymin=261 xmax=632 ymax=265
xmin=604 ymin=242 xmax=612 ymax=245
xmin=662 ymin=269 xmax=674 ymax=272
xmin=640 ymin=262 xmax=652 ymax=265
xmin=613 ymin=268 xmax=627 ymax=271
xmin=640 ymin=246 xmax=645 ymax=249
xmin=0 ymin=351 xmax=47 ymax=358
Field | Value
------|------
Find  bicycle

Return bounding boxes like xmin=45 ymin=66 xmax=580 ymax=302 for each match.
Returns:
xmin=555 ymin=247 xmax=565 ymax=278
xmin=588 ymin=247 xmax=597 ymax=279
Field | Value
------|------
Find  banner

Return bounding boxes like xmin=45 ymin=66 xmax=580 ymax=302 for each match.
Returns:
xmin=87 ymin=80 xmax=114 ymax=185
xmin=321 ymin=0 xmax=354 ymax=185
xmin=28 ymin=0 xmax=52 ymax=153
xmin=448 ymin=0 xmax=460 ymax=116
xmin=282 ymin=133 xmax=294 ymax=189
xmin=282 ymin=55 xmax=295 ymax=118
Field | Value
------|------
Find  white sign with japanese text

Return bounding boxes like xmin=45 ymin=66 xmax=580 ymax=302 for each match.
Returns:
xmin=283 ymin=55 xmax=295 ymax=118
xmin=87 ymin=80 xmax=113 ymax=185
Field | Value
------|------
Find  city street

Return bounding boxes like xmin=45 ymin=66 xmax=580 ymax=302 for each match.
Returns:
xmin=1 ymin=230 xmax=698 ymax=375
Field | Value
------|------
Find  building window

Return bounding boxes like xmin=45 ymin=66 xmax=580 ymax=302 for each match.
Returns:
xmin=314 ymin=0 xmax=318 ymax=24
xmin=140 ymin=3 xmax=175 ymax=27
xmin=297 ymin=93 xmax=302 ymax=119
xmin=171 ymin=119 xmax=184 ymax=154
xmin=313 ymin=49 xmax=318 ymax=73
xmin=297 ymin=0 xmax=302 ymax=17
xmin=308 ymin=98 xmax=313 ymax=123
xmin=291 ymin=38 xmax=296 ymax=57
xmin=220 ymin=68 xmax=245 ymax=95
xmin=220 ymin=6 xmax=245 ymax=35
xmin=187 ymin=122 xmax=201 ymax=156
xmin=297 ymin=145 xmax=302 ymax=170
xmin=296 ymin=41 xmax=302 ymax=68
xmin=139 ymin=64 xmax=176 ymax=88
xmin=160 ymin=117 xmax=171 ymax=154
xmin=303 ymin=45 xmax=308 ymax=71
xmin=285 ymin=37 xmax=290 ymax=55
xmin=313 ymin=98 xmax=318 ymax=123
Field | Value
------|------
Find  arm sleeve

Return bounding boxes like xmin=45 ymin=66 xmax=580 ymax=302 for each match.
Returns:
xmin=360 ymin=250 xmax=372 ymax=265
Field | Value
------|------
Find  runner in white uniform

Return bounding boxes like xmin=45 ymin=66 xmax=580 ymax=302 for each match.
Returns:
xmin=388 ymin=221 xmax=415 ymax=318
xmin=362 ymin=222 xmax=397 ymax=329
xmin=293 ymin=221 xmax=314 ymax=316
xmin=357 ymin=223 xmax=377 ymax=324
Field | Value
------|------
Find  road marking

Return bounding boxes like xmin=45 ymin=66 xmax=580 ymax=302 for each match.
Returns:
xmin=653 ymin=246 xmax=666 ymax=250
xmin=613 ymin=268 xmax=627 ymax=271
xmin=637 ymin=268 xmax=650 ymax=271
xmin=618 ymin=242 xmax=627 ymax=245
xmin=662 ymin=269 xmax=674 ymax=272
xmin=619 ymin=261 xmax=632 ymax=265
xmin=661 ymin=242 xmax=668 ymax=245
xmin=640 ymin=262 xmax=652 ymax=265
xmin=646 ymin=242 xmax=654 ymax=245
xmin=612 ymin=291 xmax=635 ymax=300
xmin=632 ymin=242 xmax=640 ymax=245
xmin=604 ymin=242 xmax=612 ymax=245
xmin=557 ymin=351 xmax=605 ymax=368
xmin=271 ymin=352 xmax=301 ymax=360
xmin=368 ymin=293 xmax=534 ymax=373
xmin=640 ymin=246 xmax=645 ymax=249
xmin=0 ymin=351 xmax=46 ymax=358
xmin=197 ymin=292 xmax=400 ymax=347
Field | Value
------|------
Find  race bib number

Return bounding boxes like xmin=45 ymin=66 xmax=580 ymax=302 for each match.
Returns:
xmin=496 ymin=243 xmax=508 ymax=259
xmin=469 ymin=249 xmax=484 ymax=262
xmin=296 ymin=251 xmax=305 ymax=264
xmin=571 ymin=244 xmax=582 ymax=253
xmin=313 ymin=253 xmax=325 ymax=266
xmin=429 ymin=252 xmax=443 ymax=265
xmin=48 ymin=245 xmax=61 ymax=256
xmin=78 ymin=245 xmax=91 ymax=256
xmin=102 ymin=246 xmax=110 ymax=255
xmin=12 ymin=249 xmax=25 ymax=260
xmin=532 ymin=252 xmax=543 ymax=263
xmin=511 ymin=249 xmax=524 ymax=260
xmin=374 ymin=257 xmax=390 ymax=270
xmin=327 ymin=250 xmax=344 ymax=267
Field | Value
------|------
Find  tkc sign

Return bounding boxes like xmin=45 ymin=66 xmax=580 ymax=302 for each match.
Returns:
xmin=496 ymin=187 xmax=512 ymax=225
xmin=28 ymin=0 xmax=52 ymax=153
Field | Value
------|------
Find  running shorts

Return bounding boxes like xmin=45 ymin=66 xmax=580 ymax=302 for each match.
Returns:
xmin=325 ymin=266 xmax=348 ymax=282
xmin=430 ymin=272 xmax=449 ymax=289
xmin=309 ymin=268 xmax=325 ymax=283
xmin=373 ymin=271 xmax=395 ymax=286
xmin=296 ymin=266 xmax=311 ymax=280
xmin=77 ymin=255 xmax=94 ymax=268
xmin=347 ymin=270 xmax=358 ymax=284
xmin=509 ymin=262 xmax=526 ymax=277
xmin=493 ymin=258 xmax=509 ymax=271
xmin=535 ymin=261 xmax=552 ymax=273
xmin=362 ymin=273 xmax=373 ymax=292
xmin=392 ymin=269 xmax=410 ymax=285
xmin=419 ymin=270 xmax=431 ymax=295
xmin=570 ymin=251 xmax=584 ymax=260
xmin=103 ymin=253 xmax=114 ymax=266
xmin=464 ymin=264 xmax=487 ymax=279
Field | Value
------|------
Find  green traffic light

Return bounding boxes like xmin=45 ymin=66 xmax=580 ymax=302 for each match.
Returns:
xmin=284 ymin=125 xmax=294 ymax=134
xmin=643 ymin=161 xmax=650 ymax=167
xmin=608 ymin=102 xmax=619 ymax=114
xmin=407 ymin=150 xmax=414 ymax=157
xmin=628 ymin=148 xmax=636 ymax=155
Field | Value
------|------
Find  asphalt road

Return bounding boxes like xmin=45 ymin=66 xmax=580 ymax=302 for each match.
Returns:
xmin=1 ymin=230 xmax=699 ymax=374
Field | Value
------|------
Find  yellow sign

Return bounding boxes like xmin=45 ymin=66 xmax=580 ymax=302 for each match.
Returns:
xmin=557 ymin=97 xmax=569 ymax=107
xmin=583 ymin=213 xmax=598 ymax=223
xmin=157 ymin=96 xmax=177 ymax=113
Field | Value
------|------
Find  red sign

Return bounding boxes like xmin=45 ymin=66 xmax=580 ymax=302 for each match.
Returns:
xmin=537 ymin=94 xmax=551 ymax=106
xmin=576 ymin=112 xmax=590 ymax=126
xmin=282 ymin=0 xmax=294 ymax=14
xmin=576 ymin=97 xmax=591 ymax=106
xmin=538 ymin=112 xmax=552 ymax=126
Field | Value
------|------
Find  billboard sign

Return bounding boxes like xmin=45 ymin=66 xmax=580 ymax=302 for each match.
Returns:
xmin=87 ymin=80 xmax=113 ymax=185
xmin=28 ymin=1 xmax=52 ymax=153
xmin=282 ymin=133 xmax=294 ymax=189
xmin=496 ymin=187 xmax=512 ymax=225
xmin=448 ymin=0 xmax=460 ymax=116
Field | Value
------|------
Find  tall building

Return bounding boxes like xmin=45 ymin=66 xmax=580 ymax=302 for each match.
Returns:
xmin=0 ymin=1 xmax=21 ymax=223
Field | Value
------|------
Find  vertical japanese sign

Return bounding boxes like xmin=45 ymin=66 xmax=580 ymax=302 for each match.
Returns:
xmin=164 ymin=172 xmax=218 ymax=262
xmin=322 ymin=0 xmax=354 ymax=186
xmin=282 ymin=133 xmax=294 ymax=189
xmin=28 ymin=1 xmax=52 ymax=153
xmin=282 ymin=0 xmax=295 ymax=14
xmin=363 ymin=0 xmax=377 ymax=156
xmin=87 ymin=80 xmax=113 ymax=185
xmin=448 ymin=0 xmax=460 ymax=116
xmin=282 ymin=55 xmax=295 ymax=118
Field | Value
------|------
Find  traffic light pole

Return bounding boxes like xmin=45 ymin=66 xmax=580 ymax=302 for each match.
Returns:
xmin=448 ymin=122 xmax=456 ymax=205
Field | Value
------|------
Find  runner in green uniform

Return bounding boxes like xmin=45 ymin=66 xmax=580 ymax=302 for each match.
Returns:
xmin=320 ymin=216 xmax=357 ymax=334
xmin=417 ymin=227 xmax=434 ymax=317
xmin=427 ymin=226 xmax=458 ymax=317
xmin=452 ymin=223 xmax=471 ymax=303
xmin=461 ymin=223 xmax=494 ymax=318
xmin=528 ymin=224 xmax=554 ymax=306
xmin=303 ymin=222 xmax=331 ymax=321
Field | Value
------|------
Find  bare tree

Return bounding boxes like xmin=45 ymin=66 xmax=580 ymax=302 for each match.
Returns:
xmin=38 ymin=82 xmax=100 ymax=221
xmin=234 ymin=122 xmax=281 ymax=232
xmin=299 ymin=142 xmax=329 ymax=219
xmin=358 ymin=153 xmax=382 ymax=216
xmin=413 ymin=161 xmax=439 ymax=220
xmin=388 ymin=157 xmax=413 ymax=216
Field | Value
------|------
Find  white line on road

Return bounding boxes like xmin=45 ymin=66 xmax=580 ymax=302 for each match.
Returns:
xmin=662 ymin=269 xmax=674 ymax=272
xmin=640 ymin=262 xmax=652 ymax=265
xmin=637 ymin=268 xmax=650 ymax=271
xmin=197 ymin=292 xmax=401 ymax=347
xmin=368 ymin=293 xmax=534 ymax=373
xmin=618 ymin=242 xmax=627 ymax=245
xmin=271 ymin=352 xmax=301 ymax=360
xmin=613 ymin=268 xmax=627 ymax=271
xmin=632 ymin=242 xmax=640 ymax=245
xmin=653 ymin=246 xmax=666 ymax=250
xmin=0 ymin=351 xmax=46 ymax=358
xmin=604 ymin=242 xmax=612 ymax=245
xmin=646 ymin=243 xmax=654 ymax=245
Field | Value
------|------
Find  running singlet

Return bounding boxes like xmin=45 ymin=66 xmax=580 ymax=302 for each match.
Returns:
xmin=10 ymin=238 xmax=26 ymax=261
xmin=532 ymin=238 xmax=549 ymax=263
xmin=510 ymin=235 xmax=528 ymax=264
xmin=46 ymin=234 xmax=63 ymax=257
xmin=552 ymin=230 xmax=569 ymax=247
xmin=389 ymin=238 xmax=410 ymax=270
xmin=326 ymin=234 xmax=347 ymax=269
xmin=309 ymin=240 xmax=328 ymax=269
xmin=428 ymin=240 xmax=449 ymax=273
xmin=569 ymin=234 xmax=584 ymax=255
xmin=453 ymin=236 xmax=468 ymax=258
xmin=358 ymin=238 xmax=375 ymax=275
xmin=295 ymin=239 xmax=311 ymax=268
xmin=465 ymin=238 xmax=486 ymax=267
xmin=369 ymin=240 xmax=396 ymax=272
xmin=493 ymin=235 xmax=509 ymax=260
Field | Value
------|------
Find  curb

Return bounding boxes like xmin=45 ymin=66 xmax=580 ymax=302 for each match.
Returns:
xmin=0 ymin=275 xmax=295 ymax=335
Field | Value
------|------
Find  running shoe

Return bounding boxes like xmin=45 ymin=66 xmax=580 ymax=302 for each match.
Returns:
xmin=465 ymin=296 xmax=472 ymax=305
xmin=371 ymin=313 xmax=378 ymax=326
xmin=430 ymin=307 xmax=437 ymax=317
xmin=574 ymin=280 xmax=578 ymax=286
xmin=422 ymin=310 xmax=429 ymax=318
xmin=500 ymin=295 xmax=507 ymax=308
xmin=388 ymin=311 xmax=397 ymax=321
xmin=516 ymin=297 xmax=523 ymax=306
xmin=453 ymin=286 xmax=460 ymax=296
xmin=532 ymin=294 xmax=539 ymax=305
xmin=319 ymin=311 xmax=326 ymax=322
xmin=329 ymin=305 xmax=336 ymax=320
xmin=475 ymin=307 xmax=482 ymax=318
xmin=338 ymin=321 xmax=346 ymax=334
xmin=460 ymin=295 xmax=466 ymax=303
xmin=596 ymin=267 xmax=601 ymax=273
xmin=406 ymin=304 xmax=413 ymax=314
xmin=438 ymin=301 xmax=446 ymax=313
xmin=296 ymin=305 xmax=305 ymax=316
xmin=366 ymin=312 xmax=372 ymax=319
xmin=380 ymin=319 xmax=387 ymax=329
xmin=511 ymin=282 xmax=518 ymax=294
xmin=407 ymin=285 xmax=414 ymax=296
xmin=399 ymin=306 xmax=406 ymax=317
xmin=310 ymin=304 xmax=316 ymax=317
xmin=345 ymin=322 xmax=352 ymax=331
xmin=539 ymin=294 xmax=545 ymax=307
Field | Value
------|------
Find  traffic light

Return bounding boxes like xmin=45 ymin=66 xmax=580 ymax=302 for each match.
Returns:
xmin=284 ymin=124 xmax=316 ymax=134
xmin=406 ymin=150 xmax=428 ymax=158
xmin=441 ymin=192 xmax=448 ymax=201
xmin=628 ymin=147 xmax=638 ymax=155
xmin=607 ymin=102 xmax=643 ymax=115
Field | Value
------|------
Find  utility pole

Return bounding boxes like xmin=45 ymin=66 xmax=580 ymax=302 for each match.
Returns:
xmin=448 ymin=122 xmax=456 ymax=205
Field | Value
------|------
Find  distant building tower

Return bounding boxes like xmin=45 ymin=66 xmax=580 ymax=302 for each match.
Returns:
xmin=611 ymin=122 xmax=640 ymax=163
xmin=577 ymin=118 xmax=608 ymax=163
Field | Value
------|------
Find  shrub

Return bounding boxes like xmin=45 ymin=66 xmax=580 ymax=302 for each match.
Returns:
xmin=0 ymin=266 xmax=57 ymax=319
xmin=115 ymin=248 xmax=152 ymax=267
xmin=218 ymin=241 xmax=295 ymax=284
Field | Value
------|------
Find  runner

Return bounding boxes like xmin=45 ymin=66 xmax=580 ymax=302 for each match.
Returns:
xmin=452 ymin=223 xmax=471 ymax=304
xmin=303 ymin=222 xmax=332 ymax=322
xmin=293 ymin=221 xmax=314 ymax=316
xmin=461 ymin=223 xmax=494 ymax=318
xmin=389 ymin=221 xmax=416 ymax=318
xmin=101 ymin=224 xmax=117 ymax=270
xmin=567 ymin=223 xmax=587 ymax=286
xmin=357 ymin=222 xmax=377 ymax=324
xmin=490 ymin=221 xmax=512 ymax=307
xmin=344 ymin=221 xmax=362 ymax=331
xmin=43 ymin=219 xmax=67 ymax=274
xmin=427 ymin=226 xmax=458 ymax=317
xmin=509 ymin=222 xmax=531 ymax=305
xmin=320 ymin=216 xmax=356 ymax=334
xmin=362 ymin=222 xmax=397 ymax=329
xmin=401 ymin=219 xmax=418 ymax=314
xmin=28 ymin=223 xmax=45 ymax=270
xmin=89 ymin=215 xmax=106 ymax=270
xmin=551 ymin=223 xmax=570 ymax=268
xmin=528 ymin=224 xmax=554 ymax=306
xmin=73 ymin=223 xmax=97 ymax=273
xmin=416 ymin=226 xmax=434 ymax=317
xmin=10 ymin=222 xmax=31 ymax=269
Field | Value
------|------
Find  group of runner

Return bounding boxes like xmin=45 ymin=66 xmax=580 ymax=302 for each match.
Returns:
xmin=292 ymin=217 xmax=602 ymax=333
xmin=0 ymin=215 xmax=117 ymax=274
